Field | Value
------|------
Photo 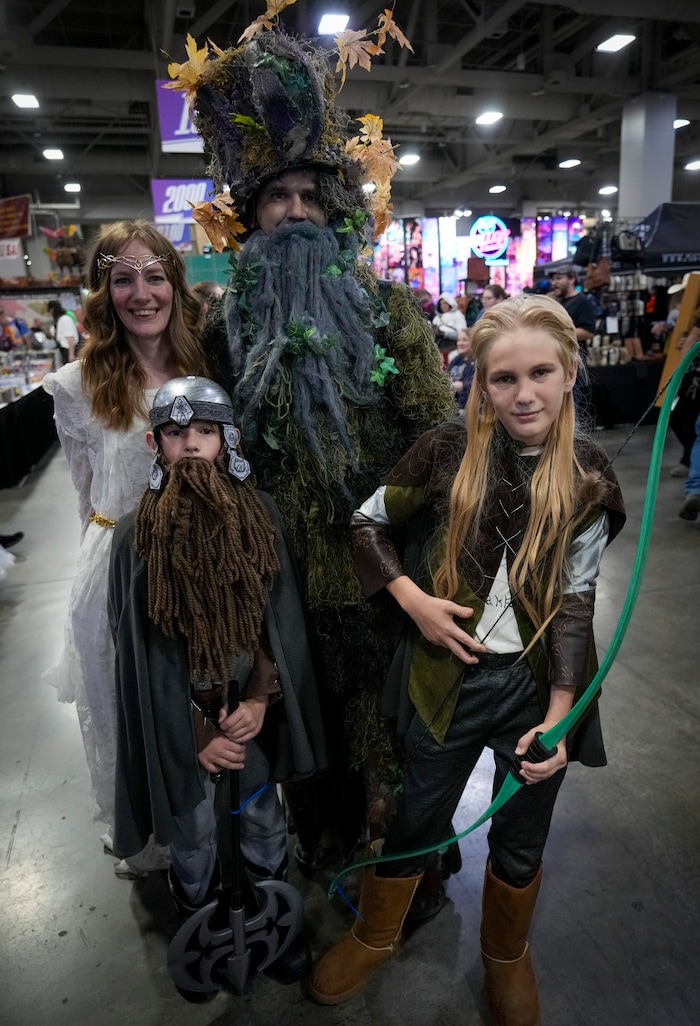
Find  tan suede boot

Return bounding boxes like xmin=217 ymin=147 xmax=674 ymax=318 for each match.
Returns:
xmin=308 ymin=868 xmax=422 ymax=1005
xmin=480 ymin=862 xmax=543 ymax=1026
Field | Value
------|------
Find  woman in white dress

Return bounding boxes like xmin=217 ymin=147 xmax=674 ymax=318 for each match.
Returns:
xmin=43 ymin=221 xmax=211 ymax=871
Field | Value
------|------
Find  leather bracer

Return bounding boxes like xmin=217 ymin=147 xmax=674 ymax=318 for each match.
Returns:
xmin=548 ymin=590 xmax=596 ymax=688
xmin=350 ymin=512 xmax=405 ymax=598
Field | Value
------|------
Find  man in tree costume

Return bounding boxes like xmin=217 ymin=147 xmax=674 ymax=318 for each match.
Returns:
xmin=167 ymin=3 xmax=457 ymax=890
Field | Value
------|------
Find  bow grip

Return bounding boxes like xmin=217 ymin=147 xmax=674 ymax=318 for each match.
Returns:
xmin=509 ymin=731 xmax=557 ymax=781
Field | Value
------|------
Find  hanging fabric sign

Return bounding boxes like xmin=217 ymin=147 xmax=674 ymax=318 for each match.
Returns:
xmin=0 ymin=196 xmax=30 ymax=240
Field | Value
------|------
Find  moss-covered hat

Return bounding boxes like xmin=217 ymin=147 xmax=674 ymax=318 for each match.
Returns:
xmin=165 ymin=1 xmax=412 ymax=248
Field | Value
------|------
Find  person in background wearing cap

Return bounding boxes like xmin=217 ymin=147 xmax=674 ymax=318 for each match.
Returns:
xmin=651 ymin=273 xmax=690 ymax=341
xmin=42 ymin=221 xmax=211 ymax=876
xmin=550 ymin=265 xmax=596 ymax=347
xmin=180 ymin=5 xmax=457 ymax=910
xmin=109 ymin=376 xmax=326 ymax=984
xmin=550 ymin=265 xmax=597 ymax=418
xmin=47 ymin=299 xmax=80 ymax=364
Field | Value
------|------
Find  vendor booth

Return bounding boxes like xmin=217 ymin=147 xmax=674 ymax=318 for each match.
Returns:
xmin=0 ymin=288 xmax=71 ymax=488
xmin=636 ymin=203 xmax=700 ymax=275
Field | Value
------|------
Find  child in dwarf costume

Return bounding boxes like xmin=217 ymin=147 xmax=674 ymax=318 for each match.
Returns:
xmin=108 ymin=376 xmax=326 ymax=981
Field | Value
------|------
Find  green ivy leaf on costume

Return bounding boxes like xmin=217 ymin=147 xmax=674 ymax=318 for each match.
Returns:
xmin=229 ymin=259 xmax=261 ymax=321
xmin=231 ymin=113 xmax=266 ymax=134
xmin=337 ymin=208 xmax=369 ymax=235
xmin=367 ymin=290 xmax=391 ymax=329
xmin=324 ymin=248 xmax=357 ymax=277
xmin=371 ymin=344 xmax=399 ymax=386
xmin=285 ymin=323 xmax=340 ymax=357
xmin=263 ymin=426 xmax=282 ymax=450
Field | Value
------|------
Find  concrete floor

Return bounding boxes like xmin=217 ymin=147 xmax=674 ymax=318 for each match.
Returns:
xmin=1 ymin=422 xmax=698 ymax=1026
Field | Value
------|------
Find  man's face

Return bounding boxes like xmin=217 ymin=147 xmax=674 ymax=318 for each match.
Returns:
xmin=550 ymin=273 xmax=575 ymax=298
xmin=255 ymin=170 xmax=327 ymax=234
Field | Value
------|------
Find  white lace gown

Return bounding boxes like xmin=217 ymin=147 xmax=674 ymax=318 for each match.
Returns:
xmin=43 ymin=362 xmax=157 ymax=828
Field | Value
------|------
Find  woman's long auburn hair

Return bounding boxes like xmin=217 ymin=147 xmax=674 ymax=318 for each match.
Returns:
xmin=433 ymin=294 xmax=600 ymax=647
xmin=80 ymin=220 xmax=211 ymax=429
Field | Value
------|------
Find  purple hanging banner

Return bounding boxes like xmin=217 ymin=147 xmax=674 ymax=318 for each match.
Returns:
xmin=155 ymin=79 xmax=204 ymax=153
xmin=151 ymin=179 xmax=214 ymax=224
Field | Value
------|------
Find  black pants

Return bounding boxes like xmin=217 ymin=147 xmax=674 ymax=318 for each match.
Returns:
xmin=380 ymin=657 xmax=566 ymax=888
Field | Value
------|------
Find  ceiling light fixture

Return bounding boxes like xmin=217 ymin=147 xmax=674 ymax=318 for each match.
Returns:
xmin=599 ymin=185 xmax=618 ymax=195
xmin=399 ymin=153 xmax=420 ymax=166
xmin=558 ymin=158 xmax=581 ymax=169
xmin=489 ymin=185 xmax=506 ymax=194
xmin=318 ymin=14 xmax=349 ymax=34
xmin=685 ymin=159 xmax=700 ymax=171
xmin=674 ymin=119 xmax=690 ymax=130
xmin=596 ymin=34 xmax=636 ymax=53
xmin=12 ymin=93 xmax=39 ymax=108
xmin=43 ymin=148 xmax=64 ymax=160
xmin=64 ymin=183 xmax=81 ymax=193
xmin=476 ymin=111 xmax=503 ymax=126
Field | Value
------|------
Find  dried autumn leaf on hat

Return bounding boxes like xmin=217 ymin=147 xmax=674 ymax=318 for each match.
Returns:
xmin=239 ymin=0 xmax=298 ymax=43
xmin=376 ymin=8 xmax=414 ymax=52
xmin=357 ymin=113 xmax=385 ymax=146
xmin=335 ymin=30 xmax=380 ymax=90
xmin=346 ymin=115 xmax=399 ymax=185
xmin=189 ymin=194 xmax=247 ymax=253
xmin=164 ymin=33 xmax=214 ymax=101
xmin=370 ymin=180 xmax=394 ymax=239
xmin=362 ymin=137 xmax=399 ymax=183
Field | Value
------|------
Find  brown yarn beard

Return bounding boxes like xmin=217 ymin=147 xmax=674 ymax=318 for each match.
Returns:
xmin=133 ymin=453 xmax=280 ymax=682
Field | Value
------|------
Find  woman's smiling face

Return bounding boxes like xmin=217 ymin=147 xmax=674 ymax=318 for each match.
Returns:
xmin=109 ymin=241 xmax=174 ymax=348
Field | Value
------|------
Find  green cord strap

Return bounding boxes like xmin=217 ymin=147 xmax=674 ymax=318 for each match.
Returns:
xmin=329 ymin=342 xmax=700 ymax=898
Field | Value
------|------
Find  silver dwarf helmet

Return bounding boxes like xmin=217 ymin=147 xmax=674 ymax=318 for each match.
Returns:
xmin=148 ymin=376 xmax=250 ymax=487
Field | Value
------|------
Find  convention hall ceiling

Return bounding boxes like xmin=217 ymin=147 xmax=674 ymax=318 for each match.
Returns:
xmin=1 ymin=1 xmax=699 ymax=224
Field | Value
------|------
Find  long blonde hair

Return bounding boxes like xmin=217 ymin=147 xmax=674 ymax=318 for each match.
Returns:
xmin=81 ymin=220 xmax=210 ymax=429
xmin=433 ymin=294 xmax=599 ymax=645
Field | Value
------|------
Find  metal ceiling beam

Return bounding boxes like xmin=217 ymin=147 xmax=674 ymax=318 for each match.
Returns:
xmin=385 ymin=0 xmax=530 ymax=116
xmin=535 ymin=0 xmax=700 ymax=21
xmin=27 ymin=0 xmax=72 ymax=38
xmin=424 ymin=95 xmax=629 ymax=196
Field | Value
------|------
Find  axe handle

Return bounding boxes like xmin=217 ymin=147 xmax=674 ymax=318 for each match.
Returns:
xmin=226 ymin=690 xmax=246 ymax=913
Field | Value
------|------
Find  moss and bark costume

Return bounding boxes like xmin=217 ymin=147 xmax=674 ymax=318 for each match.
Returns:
xmin=204 ymin=259 xmax=456 ymax=853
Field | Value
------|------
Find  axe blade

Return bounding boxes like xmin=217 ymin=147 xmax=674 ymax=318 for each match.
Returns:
xmin=166 ymin=878 xmax=304 ymax=996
